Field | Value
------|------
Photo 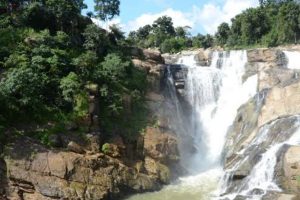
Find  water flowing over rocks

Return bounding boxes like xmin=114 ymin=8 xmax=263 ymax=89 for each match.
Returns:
xmin=2 ymin=46 xmax=300 ymax=200
xmin=221 ymin=46 xmax=300 ymax=200
xmin=127 ymin=46 xmax=300 ymax=200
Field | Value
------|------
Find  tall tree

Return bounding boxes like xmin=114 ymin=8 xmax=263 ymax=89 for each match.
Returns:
xmin=94 ymin=0 xmax=120 ymax=21
xmin=152 ymin=16 xmax=176 ymax=36
xmin=216 ymin=22 xmax=230 ymax=46
xmin=277 ymin=1 xmax=300 ymax=43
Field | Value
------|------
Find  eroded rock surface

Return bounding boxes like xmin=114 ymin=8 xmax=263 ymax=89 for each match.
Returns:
xmin=223 ymin=47 xmax=300 ymax=197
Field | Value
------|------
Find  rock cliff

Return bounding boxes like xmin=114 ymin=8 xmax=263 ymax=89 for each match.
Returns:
xmin=0 ymin=48 xmax=182 ymax=200
xmin=222 ymin=46 xmax=300 ymax=199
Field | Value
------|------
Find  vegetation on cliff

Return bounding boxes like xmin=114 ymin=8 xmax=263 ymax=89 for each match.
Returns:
xmin=0 ymin=0 xmax=147 ymax=145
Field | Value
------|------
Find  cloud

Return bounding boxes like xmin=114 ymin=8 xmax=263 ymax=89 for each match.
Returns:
xmin=92 ymin=0 xmax=259 ymax=35
xmin=194 ymin=0 xmax=259 ymax=34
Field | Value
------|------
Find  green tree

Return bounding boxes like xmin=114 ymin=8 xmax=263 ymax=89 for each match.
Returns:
xmin=277 ymin=1 xmax=300 ymax=43
xmin=60 ymin=72 xmax=81 ymax=103
xmin=109 ymin=24 xmax=125 ymax=41
xmin=83 ymin=24 xmax=111 ymax=57
xmin=216 ymin=22 xmax=230 ymax=46
xmin=202 ymin=34 xmax=214 ymax=49
xmin=94 ymin=0 xmax=120 ymax=21
xmin=45 ymin=0 xmax=87 ymax=32
xmin=175 ymin=26 xmax=190 ymax=38
xmin=152 ymin=16 xmax=176 ymax=36
xmin=192 ymin=34 xmax=205 ymax=48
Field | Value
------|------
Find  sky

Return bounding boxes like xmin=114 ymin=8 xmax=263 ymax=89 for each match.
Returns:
xmin=83 ymin=0 xmax=259 ymax=35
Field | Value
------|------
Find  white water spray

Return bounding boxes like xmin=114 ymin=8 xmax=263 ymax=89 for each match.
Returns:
xmin=220 ymin=115 xmax=300 ymax=200
xmin=283 ymin=51 xmax=300 ymax=69
xmin=127 ymin=50 xmax=259 ymax=200
xmin=182 ymin=51 xmax=257 ymax=171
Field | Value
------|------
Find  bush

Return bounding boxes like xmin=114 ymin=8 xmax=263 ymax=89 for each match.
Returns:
xmin=102 ymin=143 xmax=111 ymax=154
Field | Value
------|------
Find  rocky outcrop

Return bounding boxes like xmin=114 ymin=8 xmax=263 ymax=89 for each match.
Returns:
xmin=0 ymin=48 xmax=183 ymax=200
xmin=2 ymin=127 xmax=180 ymax=200
xmin=3 ymin=139 xmax=142 ymax=199
xmin=223 ymin=47 xmax=300 ymax=197
xmin=258 ymin=81 xmax=300 ymax=126
xmin=275 ymin=145 xmax=300 ymax=194
xmin=143 ymin=127 xmax=180 ymax=166
xmin=163 ymin=49 xmax=213 ymax=66
xmin=131 ymin=48 xmax=165 ymax=93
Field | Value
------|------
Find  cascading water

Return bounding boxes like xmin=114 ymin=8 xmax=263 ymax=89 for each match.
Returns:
xmin=126 ymin=50 xmax=258 ymax=200
xmin=283 ymin=51 xmax=300 ymax=69
xmin=219 ymin=115 xmax=300 ymax=200
xmin=175 ymin=51 xmax=258 ymax=173
xmin=219 ymin=50 xmax=300 ymax=200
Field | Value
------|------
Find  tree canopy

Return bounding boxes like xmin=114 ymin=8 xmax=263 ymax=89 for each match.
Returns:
xmin=0 ymin=0 xmax=146 ymax=143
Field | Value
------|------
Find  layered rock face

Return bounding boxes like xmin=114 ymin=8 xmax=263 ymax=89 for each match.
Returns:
xmin=223 ymin=47 xmax=300 ymax=199
xmin=0 ymin=49 xmax=182 ymax=200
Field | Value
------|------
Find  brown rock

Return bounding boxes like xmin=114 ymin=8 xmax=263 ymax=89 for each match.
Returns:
xmin=247 ymin=49 xmax=280 ymax=63
xmin=259 ymin=81 xmax=300 ymax=126
xmin=143 ymin=49 xmax=164 ymax=63
xmin=143 ymin=127 xmax=180 ymax=163
xmin=67 ymin=141 xmax=85 ymax=154
xmin=144 ymin=157 xmax=170 ymax=184
xmin=101 ymin=143 xmax=121 ymax=158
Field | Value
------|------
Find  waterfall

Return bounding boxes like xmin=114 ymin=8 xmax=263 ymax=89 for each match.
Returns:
xmin=126 ymin=50 xmax=257 ymax=200
xmin=177 ymin=51 xmax=257 ymax=172
xmin=219 ymin=116 xmax=300 ymax=200
xmin=283 ymin=51 xmax=300 ymax=69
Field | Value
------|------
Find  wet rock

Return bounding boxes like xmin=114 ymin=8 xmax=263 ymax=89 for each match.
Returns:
xmin=275 ymin=145 xmax=300 ymax=194
xmin=195 ymin=49 xmax=212 ymax=66
xmin=262 ymin=191 xmax=298 ymax=200
xmin=144 ymin=157 xmax=171 ymax=184
xmin=224 ymin=94 xmax=264 ymax=168
xmin=249 ymin=188 xmax=265 ymax=195
xmin=233 ymin=195 xmax=247 ymax=200
xmin=232 ymin=170 xmax=249 ymax=180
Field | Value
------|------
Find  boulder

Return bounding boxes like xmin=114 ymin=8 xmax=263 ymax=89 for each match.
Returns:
xmin=143 ymin=49 xmax=164 ymax=63
xmin=67 ymin=141 xmax=85 ymax=154
xmin=247 ymin=49 xmax=282 ymax=63
xmin=144 ymin=157 xmax=171 ymax=184
xmin=258 ymin=81 xmax=300 ymax=126
xmin=195 ymin=48 xmax=212 ymax=66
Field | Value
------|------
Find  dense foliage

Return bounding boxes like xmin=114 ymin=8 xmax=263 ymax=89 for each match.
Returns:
xmin=127 ymin=16 xmax=215 ymax=53
xmin=218 ymin=0 xmax=300 ymax=48
xmin=1 ymin=0 xmax=300 ymax=144
xmin=128 ymin=0 xmax=300 ymax=52
xmin=0 ymin=0 xmax=147 ymax=143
